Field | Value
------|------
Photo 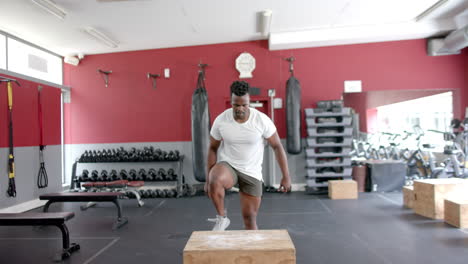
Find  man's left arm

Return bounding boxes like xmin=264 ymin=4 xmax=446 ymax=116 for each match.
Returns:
xmin=267 ymin=132 xmax=291 ymax=192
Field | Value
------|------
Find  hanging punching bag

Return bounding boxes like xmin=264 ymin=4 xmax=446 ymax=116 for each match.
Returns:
xmin=191 ymin=71 xmax=210 ymax=182
xmin=286 ymin=76 xmax=302 ymax=154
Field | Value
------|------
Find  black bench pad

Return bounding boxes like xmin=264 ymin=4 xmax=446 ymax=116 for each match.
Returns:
xmin=40 ymin=192 xmax=128 ymax=230
xmin=0 ymin=212 xmax=79 ymax=261
xmin=0 ymin=212 xmax=74 ymax=225
xmin=40 ymin=192 xmax=123 ymax=202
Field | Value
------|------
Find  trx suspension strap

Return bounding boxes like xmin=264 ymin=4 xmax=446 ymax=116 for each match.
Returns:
xmin=1 ymin=77 xmax=20 ymax=197
xmin=37 ymin=86 xmax=48 ymax=188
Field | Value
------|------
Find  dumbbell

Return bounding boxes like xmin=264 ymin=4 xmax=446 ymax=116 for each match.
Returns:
xmin=137 ymin=169 xmax=147 ymax=180
xmin=119 ymin=169 xmax=129 ymax=180
xmin=160 ymin=151 xmax=168 ymax=161
xmin=157 ymin=189 xmax=166 ymax=198
xmin=79 ymin=151 xmax=88 ymax=162
xmin=166 ymin=168 xmax=176 ymax=181
xmin=157 ymin=168 xmax=167 ymax=181
xmin=152 ymin=148 xmax=162 ymax=160
xmin=99 ymin=170 xmax=109 ymax=181
xmin=99 ymin=150 xmax=107 ymax=162
xmin=110 ymin=170 xmax=119 ymax=181
xmin=126 ymin=191 xmax=135 ymax=199
xmin=128 ymin=169 xmax=138 ymax=181
xmin=147 ymin=168 xmax=157 ymax=181
xmin=166 ymin=189 xmax=177 ymax=198
xmin=149 ymin=189 xmax=158 ymax=198
xmin=79 ymin=169 xmax=90 ymax=182
xmin=90 ymin=170 xmax=99 ymax=181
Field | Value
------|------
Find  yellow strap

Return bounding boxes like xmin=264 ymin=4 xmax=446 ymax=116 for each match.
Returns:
xmin=7 ymin=81 xmax=13 ymax=110
xmin=8 ymin=154 xmax=15 ymax=179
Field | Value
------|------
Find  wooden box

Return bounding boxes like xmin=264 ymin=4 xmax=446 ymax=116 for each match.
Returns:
xmin=183 ymin=230 xmax=296 ymax=264
xmin=444 ymin=198 xmax=468 ymax=228
xmin=402 ymin=186 xmax=414 ymax=209
xmin=413 ymin=178 xmax=467 ymax=219
xmin=328 ymin=180 xmax=358 ymax=200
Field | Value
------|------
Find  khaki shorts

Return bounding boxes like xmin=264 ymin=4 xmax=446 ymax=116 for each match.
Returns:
xmin=218 ymin=161 xmax=263 ymax=197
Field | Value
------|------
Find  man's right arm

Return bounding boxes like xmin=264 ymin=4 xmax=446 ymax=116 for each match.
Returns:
xmin=206 ymin=136 xmax=221 ymax=188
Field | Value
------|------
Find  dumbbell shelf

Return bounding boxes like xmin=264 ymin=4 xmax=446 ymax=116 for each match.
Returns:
xmin=305 ymin=108 xmax=352 ymax=116
xmin=307 ymin=127 xmax=353 ymax=137
xmin=305 ymin=147 xmax=351 ymax=158
xmin=71 ymin=156 xmax=185 ymax=198
xmin=306 ymin=158 xmax=351 ymax=167
xmin=306 ymin=117 xmax=352 ymax=127
xmin=306 ymin=167 xmax=353 ymax=177
xmin=306 ymin=137 xmax=352 ymax=147
xmin=306 ymin=177 xmax=352 ymax=187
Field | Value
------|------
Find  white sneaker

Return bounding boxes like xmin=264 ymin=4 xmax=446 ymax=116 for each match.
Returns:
xmin=207 ymin=215 xmax=230 ymax=231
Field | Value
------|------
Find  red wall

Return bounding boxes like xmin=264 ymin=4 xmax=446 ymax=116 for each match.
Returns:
xmin=464 ymin=50 xmax=468 ymax=117
xmin=63 ymin=39 xmax=467 ymax=144
xmin=0 ymin=74 xmax=61 ymax=148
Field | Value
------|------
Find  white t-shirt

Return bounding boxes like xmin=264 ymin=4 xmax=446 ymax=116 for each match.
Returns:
xmin=210 ymin=108 xmax=277 ymax=181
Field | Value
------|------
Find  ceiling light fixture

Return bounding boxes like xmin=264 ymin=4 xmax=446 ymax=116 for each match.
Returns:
xmin=415 ymin=0 xmax=449 ymax=21
xmin=31 ymin=0 xmax=67 ymax=20
xmin=83 ymin=27 xmax=119 ymax=48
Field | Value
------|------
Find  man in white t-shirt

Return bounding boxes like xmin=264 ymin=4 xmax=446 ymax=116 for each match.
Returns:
xmin=205 ymin=80 xmax=291 ymax=231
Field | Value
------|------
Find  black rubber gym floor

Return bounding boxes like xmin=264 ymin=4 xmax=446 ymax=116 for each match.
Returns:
xmin=0 ymin=192 xmax=467 ymax=263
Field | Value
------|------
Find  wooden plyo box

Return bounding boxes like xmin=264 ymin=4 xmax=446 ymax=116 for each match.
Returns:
xmin=183 ymin=230 xmax=296 ymax=264
xmin=403 ymin=186 xmax=415 ymax=209
xmin=328 ymin=180 xmax=358 ymax=200
xmin=413 ymin=178 xmax=467 ymax=219
xmin=444 ymin=198 xmax=468 ymax=228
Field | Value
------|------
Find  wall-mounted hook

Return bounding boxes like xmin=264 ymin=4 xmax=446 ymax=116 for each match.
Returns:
xmin=284 ymin=57 xmax=295 ymax=76
xmin=147 ymin=73 xmax=161 ymax=90
xmin=198 ymin=62 xmax=208 ymax=80
xmin=97 ymin=69 xmax=112 ymax=87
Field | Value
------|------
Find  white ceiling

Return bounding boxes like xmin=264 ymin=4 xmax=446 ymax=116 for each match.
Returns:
xmin=0 ymin=0 xmax=467 ymax=56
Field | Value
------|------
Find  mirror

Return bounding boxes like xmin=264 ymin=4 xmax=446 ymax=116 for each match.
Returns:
xmin=343 ymin=89 xmax=461 ymax=150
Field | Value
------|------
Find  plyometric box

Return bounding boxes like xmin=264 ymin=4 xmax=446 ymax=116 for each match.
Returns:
xmin=183 ymin=230 xmax=296 ymax=264
xmin=403 ymin=186 xmax=414 ymax=209
xmin=444 ymin=198 xmax=468 ymax=228
xmin=328 ymin=180 xmax=358 ymax=200
xmin=413 ymin=178 xmax=467 ymax=219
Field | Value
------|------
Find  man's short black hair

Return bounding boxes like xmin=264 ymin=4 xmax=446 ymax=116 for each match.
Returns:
xmin=230 ymin=81 xmax=249 ymax=97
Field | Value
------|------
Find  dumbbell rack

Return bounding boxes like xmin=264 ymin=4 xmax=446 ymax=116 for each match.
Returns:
xmin=304 ymin=106 xmax=353 ymax=192
xmin=70 ymin=156 xmax=184 ymax=198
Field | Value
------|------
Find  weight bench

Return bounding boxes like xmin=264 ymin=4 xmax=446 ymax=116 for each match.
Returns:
xmin=0 ymin=212 xmax=79 ymax=261
xmin=81 ymin=180 xmax=145 ymax=207
xmin=40 ymin=192 xmax=128 ymax=230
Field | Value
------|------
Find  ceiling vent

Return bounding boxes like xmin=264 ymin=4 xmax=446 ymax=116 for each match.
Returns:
xmin=427 ymin=25 xmax=468 ymax=56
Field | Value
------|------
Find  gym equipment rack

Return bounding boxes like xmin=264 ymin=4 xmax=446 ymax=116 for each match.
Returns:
xmin=71 ymin=147 xmax=184 ymax=198
xmin=304 ymin=101 xmax=354 ymax=193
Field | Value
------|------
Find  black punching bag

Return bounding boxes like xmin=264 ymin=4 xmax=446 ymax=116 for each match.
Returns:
xmin=286 ymin=76 xmax=302 ymax=154
xmin=191 ymin=71 xmax=210 ymax=182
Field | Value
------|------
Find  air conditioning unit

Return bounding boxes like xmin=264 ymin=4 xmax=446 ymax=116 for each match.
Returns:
xmin=427 ymin=25 xmax=468 ymax=56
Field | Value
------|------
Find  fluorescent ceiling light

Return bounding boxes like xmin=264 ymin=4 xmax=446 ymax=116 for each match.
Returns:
xmin=415 ymin=0 xmax=448 ymax=21
xmin=31 ymin=0 xmax=67 ymax=20
xmin=83 ymin=27 xmax=119 ymax=48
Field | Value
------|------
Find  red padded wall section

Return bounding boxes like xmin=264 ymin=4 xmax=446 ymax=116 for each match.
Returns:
xmin=0 ymin=74 xmax=61 ymax=147
xmin=63 ymin=39 xmax=467 ymax=144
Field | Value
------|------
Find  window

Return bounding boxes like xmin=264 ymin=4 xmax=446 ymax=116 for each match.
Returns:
xmin=0 ymin=34 xmax=5 ymax=70
xmin=7 ymin=38 xmax=62 ymax=84
xmin=375 ymin=92 xmax=453 ymax=151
